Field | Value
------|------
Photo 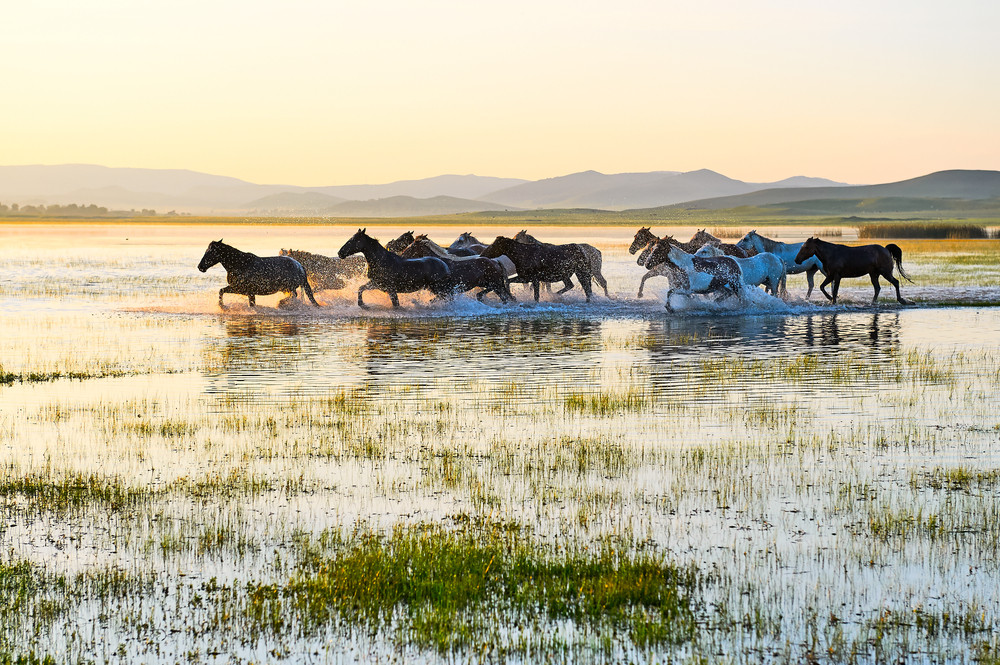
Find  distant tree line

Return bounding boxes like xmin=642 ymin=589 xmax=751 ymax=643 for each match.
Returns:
xmin=0 ymin=202 xmax=163 ymax=218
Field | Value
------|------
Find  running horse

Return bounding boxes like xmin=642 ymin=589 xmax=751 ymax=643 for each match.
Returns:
xmin=794 ymin=237 xmax=913 ymax=305
xmin=736 ymin=230 xmax=825 ymax=298
xmin=643 ymin=238 xmax=744 ymax=310
xmin=338 ymin=229 xmax=453 ymax=308
xmin=513 ymin=230 xmax=610 ymax=298
xmin=481 ymin=236 xmax=593 ymax=302
xmin=198 ymin=240 xmax=320 ymax=309
xmin=399 ymin=238 xmax=515 ymax=303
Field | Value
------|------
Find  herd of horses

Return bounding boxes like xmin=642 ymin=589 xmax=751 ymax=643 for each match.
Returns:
xmin=197 ymin=227 xmax=914 ymax=311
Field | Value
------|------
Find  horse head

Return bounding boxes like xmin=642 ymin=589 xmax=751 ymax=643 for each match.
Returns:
xmin=629 ymin=227 xmax=656 ymax=255
xmin=197 ymin=239 xmax=226 ymax=272
xmin=794 ymin=238 xmax=820 ymax=265
xmin=339 ymin=228 xmax=373 ymax=259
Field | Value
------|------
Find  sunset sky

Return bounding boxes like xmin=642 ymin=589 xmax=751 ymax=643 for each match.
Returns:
xmin=3 ymin=0 xmax=998 ymax=186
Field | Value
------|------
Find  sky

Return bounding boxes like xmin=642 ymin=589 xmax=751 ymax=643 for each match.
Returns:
xmin=2 ymin=0 xmax=999 ymax=186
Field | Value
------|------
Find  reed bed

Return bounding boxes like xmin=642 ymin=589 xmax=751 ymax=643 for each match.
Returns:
xmin=857 ymin=222 xmax=992 ymax=239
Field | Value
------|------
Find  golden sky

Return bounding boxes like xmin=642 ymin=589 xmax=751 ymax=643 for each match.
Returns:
xmin=3 ymin=0 xmax=998 ymax=186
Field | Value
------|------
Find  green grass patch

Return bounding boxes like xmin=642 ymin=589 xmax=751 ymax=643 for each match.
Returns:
xmin=245 ymin=520 xmax=702 ymax=655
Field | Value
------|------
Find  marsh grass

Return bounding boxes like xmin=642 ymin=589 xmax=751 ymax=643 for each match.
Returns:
xmin=245 ymin=520 xmax=703 ymax=655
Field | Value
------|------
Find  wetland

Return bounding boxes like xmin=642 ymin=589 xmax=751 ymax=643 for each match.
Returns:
xmin=2 ymin=222 xmax=1000 ymax=663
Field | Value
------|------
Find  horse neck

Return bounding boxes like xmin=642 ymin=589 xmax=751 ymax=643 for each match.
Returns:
xmin=422 ymin=239 xmax=449 ymax=257
xmin=215 ymin=244 xmax=254 ymax=270
xmin=354 ymin=236 xmax=395 ymax=265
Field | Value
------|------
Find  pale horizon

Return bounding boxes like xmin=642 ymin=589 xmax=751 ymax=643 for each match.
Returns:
xmin=3 ymin=0 xmax=998 ymax=188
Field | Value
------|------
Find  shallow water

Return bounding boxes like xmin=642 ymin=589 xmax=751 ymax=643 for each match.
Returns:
xmin=2 ymin=223 xmax=1000 ymax=662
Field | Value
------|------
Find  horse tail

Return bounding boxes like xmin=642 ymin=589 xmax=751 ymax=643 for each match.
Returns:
xmin=301 ymin=277 xmax=321 ymax=306
xmin=885 ymin=244 xmax=913 ymax=283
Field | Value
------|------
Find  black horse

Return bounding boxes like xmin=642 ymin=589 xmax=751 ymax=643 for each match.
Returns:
xmin=481 ymin=236 xmax=593 ymax=302
xmin=794 ymin=237 xmax=913 ymax=305
xmin=385 ymin=231 xmax=416 ymax=253
xmin=197 ymin=239 xmax=320 ymax=309
xmin=399 ymin=238 xmax=515 ymax=303
xmin=338 ymin=229 xmax=453 ymax=308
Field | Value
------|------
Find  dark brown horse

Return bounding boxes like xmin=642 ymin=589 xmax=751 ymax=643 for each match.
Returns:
xmin=794 ymin=237 xmax=913 ymax=305
xmin=338 ymin=229 xmax=453 ymax=308
xmin=481 ymin=236 xmax=593 ymax=302
xmin=385 ymin=231 xmax=416 ymax=253
xmin=400 ymin=238 xmax=515 ymax=303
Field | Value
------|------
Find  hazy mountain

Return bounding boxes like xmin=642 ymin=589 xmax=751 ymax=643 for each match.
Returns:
xmin=325 ymin=196 xmax=514 ymax=218
xmin=661 ymin=170 xmax=1000 ymax=211
xmin=0 ymin=165 xmax=526 ymax=214
xmin=480 ymin=169 xmax=849 ymax=210
xmin=312 ymin=174 xmax=528 ymax=201
xmin=245 ymin=191 xmax=349 ymax=214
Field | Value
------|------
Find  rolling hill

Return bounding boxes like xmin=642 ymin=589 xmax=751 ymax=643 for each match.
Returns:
xmin=662 ymin=170 xmax=1000 ymax=212
xmin=480 ymin=169 xmax=848 ymax=210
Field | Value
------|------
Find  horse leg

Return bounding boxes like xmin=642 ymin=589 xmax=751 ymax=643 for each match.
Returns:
xmin=247 ymin=294 xmax=256 ymax=308
xmin=555 ymin=278 xmax=575 ymax=295
xmin=218 ymin=286 xmax=231 ymax=310
xmin=805 ymin=267 xmax=818 ymax=299
xmin=869 ymin=272 xmax=881 ymax=306
xmin=579 ymin=273 xmax=593 ymax=302
xmin=884 ymin=272 xmax=912 ymax=305
xmin=389 ymin=292 xmax=400 ymax=308
xmin=637 ymin=271 xmax=653 ymax=298
xmin=818 ymin=275 xmax=835 ymax=302
xmin=830 ymin=278 xmax=841 ymax=304
xmin=533 ymin=281 xmax=541 ymax=302
xmin=357 ymin=282 xmax=372 ymax=309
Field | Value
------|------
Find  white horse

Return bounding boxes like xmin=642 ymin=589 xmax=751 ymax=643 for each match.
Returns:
xmin=735 ymin=230 xmax=825 ymax=298
xmin=643 ymin=240 xmax=745 ymax=309
xmin=694 ymin=244 xmax=787 ymax=297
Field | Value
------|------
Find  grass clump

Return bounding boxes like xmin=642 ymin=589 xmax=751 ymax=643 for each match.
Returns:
xmin=564 ymin=389 xmax=651 ymax=415
xmin=245 ymin=520 xmax=702 ymax=656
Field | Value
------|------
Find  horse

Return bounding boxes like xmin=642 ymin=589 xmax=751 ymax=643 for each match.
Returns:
xmin=736 ymin=230 xmax=825 ymax=298
xmin=279 ymin=248 xmax=366 ymax=291
xmin=400 ymin=238 xmax=515 ymax=303
xmin=690 ymin=229 xmax=753 ymax=258
xmin=513 ymin=230 xmax=609 ymax=298
xmin=632 ymin=233 xmax=706 ymax=298
xmin=337 ymin=229 xmax=453 ymax=308
xmin=481 ymin=236 xmax=593 ymax=302
xmin=385 ymin=231 xmax=417 ymax=253
xmin=197 ymin=239 xmax=320 ymax=309
xmin=793 ymin=237 xmax=913 ymax=306
xmin=694 ymin=244 xmax=787 ymax=297
xmin=447 ymin=232 xmax=488 ymax=255
xmin=644 ymin=239 xmax=744 ymax=310
xmin=411 ymin=235 xmax=517 ymax=279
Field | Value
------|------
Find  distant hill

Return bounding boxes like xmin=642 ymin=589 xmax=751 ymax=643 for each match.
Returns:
xmin=245 ymin=191 xmax=349 ymax=214
xmin=312 ymin=174 xmax=528 ymax=201
xmin=481 ymin=169 xmax=848 ymax=210
xmin=662 ymin=170 xmax=1000 ymax=211
xmin=0 ymin=165 xmax=527 ymax=215
xmin=323 ymin=196 xmax=515 ymax=218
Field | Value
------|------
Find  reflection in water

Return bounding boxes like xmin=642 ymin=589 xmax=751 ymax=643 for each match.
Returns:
xmin=793 ymin=312 xmax=900 ymax=349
